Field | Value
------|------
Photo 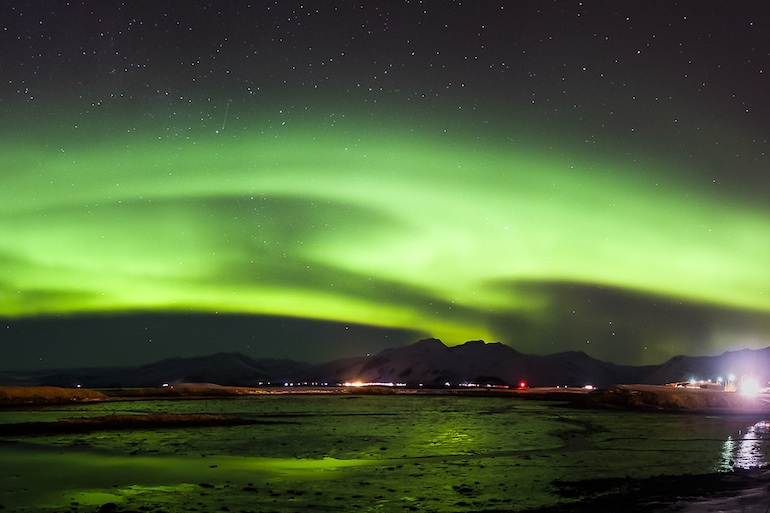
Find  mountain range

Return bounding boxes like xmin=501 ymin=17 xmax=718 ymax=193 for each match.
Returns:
xmin=2 ymin=339 xmax=769 ymax=389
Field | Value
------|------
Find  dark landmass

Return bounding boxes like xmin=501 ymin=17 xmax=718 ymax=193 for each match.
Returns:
xmin=0 ymin=385 xmax=108 ymax=405
xmin=4 ymin=338 xmax=770 ymax=390
xmin=584 ymin=384 xmax=770 ymax=414
xmin=0 ymin=383 xmax=587 ymax=407
xmin=3 ymin=382 xmax=770 ymax=416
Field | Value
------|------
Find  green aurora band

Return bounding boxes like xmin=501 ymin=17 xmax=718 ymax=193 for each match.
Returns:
xmin=2 ymin=116 xmax=770 ymax=364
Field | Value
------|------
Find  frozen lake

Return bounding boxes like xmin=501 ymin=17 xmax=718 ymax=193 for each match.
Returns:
xmin=1 ymin=394 xmax=768 ymax=512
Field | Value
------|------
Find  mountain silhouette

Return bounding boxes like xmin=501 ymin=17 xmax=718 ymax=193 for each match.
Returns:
xmin=3 ymin=339 xmax=768 ymax=389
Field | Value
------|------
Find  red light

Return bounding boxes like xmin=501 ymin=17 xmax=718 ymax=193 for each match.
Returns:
xmin=519 ymin=382 xmax=527 ymax=389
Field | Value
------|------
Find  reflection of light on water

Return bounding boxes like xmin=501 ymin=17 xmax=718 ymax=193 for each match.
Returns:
xmin=720 ymin=421 xmax=770 ymax=470
xmin=719 ymin=436 xmax=736 ymax=471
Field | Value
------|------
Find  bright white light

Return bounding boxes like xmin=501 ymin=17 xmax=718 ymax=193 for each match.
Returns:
xmin=342 ymin=381 xmax=399 ymax=387
xmin=740 ymin=378 xmax=761 ymax=397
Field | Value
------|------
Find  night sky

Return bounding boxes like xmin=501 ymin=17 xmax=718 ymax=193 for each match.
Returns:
xmin=2 ymin=1 xmax=769 ymax=371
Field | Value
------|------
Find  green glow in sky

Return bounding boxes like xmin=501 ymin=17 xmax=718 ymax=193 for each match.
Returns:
xmin=3 ymin=116 xmax=770 ymax=364
xmin=3 ymin=2 xmax=770 ymax=367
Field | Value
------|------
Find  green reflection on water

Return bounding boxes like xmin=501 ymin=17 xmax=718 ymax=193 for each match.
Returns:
xmin=2 ymin=396 xmax=768 ymax=512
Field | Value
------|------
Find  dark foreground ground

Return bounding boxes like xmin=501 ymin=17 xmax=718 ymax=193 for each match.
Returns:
xmin=520 ymin=469 xmax=770 ymax=513
xmin=21 ymin=470 xmax=768 ymax=513
xmin=2 ymin=385 xmax=770 ymax=512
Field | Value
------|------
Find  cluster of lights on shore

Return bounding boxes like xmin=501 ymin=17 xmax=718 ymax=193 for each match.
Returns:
xmin=342 ymin=381 xmax=522 ymax=389
xmin=292 ymin=377 xmax=769 ymax=394
xmin=147 ymin=377 xmax=767 ymax=394
xmin=340 ymin=381 xmax=591 ymax=390
xmin=679 ymin=375 xmax=767 ymax=397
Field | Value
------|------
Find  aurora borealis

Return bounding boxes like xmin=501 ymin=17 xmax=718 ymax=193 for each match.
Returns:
xmin=2 ymin=1 xmax=769 ymax=370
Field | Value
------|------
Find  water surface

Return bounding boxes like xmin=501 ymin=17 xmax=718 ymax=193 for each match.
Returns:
xmin=0 ymin=394 xmax=767 ymax=512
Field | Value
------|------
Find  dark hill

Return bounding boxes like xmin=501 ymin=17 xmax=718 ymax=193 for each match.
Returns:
xmin=303 ymin=339 xmax=657 ymax=387
xmin=36 ymin=352 xmax=307 ymax=388
xmin=4 ymin=340 xmax=770 ymax=389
